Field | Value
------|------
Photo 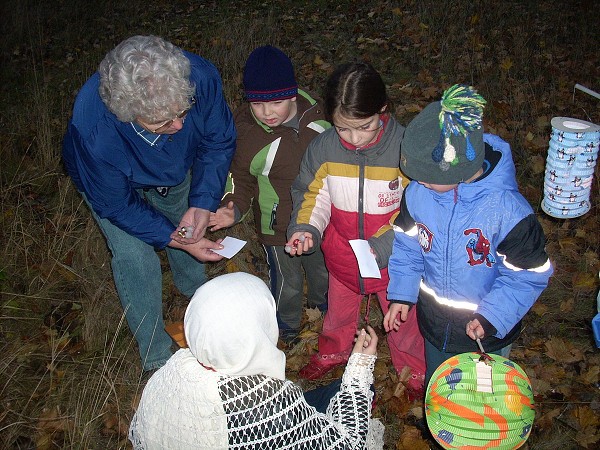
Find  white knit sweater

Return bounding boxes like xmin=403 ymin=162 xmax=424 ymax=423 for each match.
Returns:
xmin=129 ymin=272 xmax=384 ymax=449
xmin=129 ymin=350 xmax=383 ymax=449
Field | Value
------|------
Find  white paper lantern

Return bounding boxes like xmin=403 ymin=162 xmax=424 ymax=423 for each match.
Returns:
xmin=541 ymin=117 xmax=600 ymax=218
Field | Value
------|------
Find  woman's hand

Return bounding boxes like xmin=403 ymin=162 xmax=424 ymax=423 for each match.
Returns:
xmin=169 ymin=237 xmax=224 ymax=262
xmin=352 ymin=325 xmax=378 ymax=356
xmin=171 ymin=207 xmax=210 ymax=244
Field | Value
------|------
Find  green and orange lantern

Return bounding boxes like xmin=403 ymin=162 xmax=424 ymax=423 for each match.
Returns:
xmin=425 ymin=352 xmax=535 ymax=449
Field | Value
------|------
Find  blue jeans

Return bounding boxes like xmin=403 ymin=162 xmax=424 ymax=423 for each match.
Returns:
xmin=84 ymin=174 xmax=206 ymax=371
xmin=424 ymin=338 xmax=512 ymax=389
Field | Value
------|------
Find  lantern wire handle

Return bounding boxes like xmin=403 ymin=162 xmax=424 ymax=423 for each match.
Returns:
xmin=475 ymin=334 xmax=494 ymax=364
xmin=475 ymin=337 xmax=485 ymax=354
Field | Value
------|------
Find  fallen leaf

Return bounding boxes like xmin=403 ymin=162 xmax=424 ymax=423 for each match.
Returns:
xmin=572 ymin=272 xmax=597 ymax=290
xmin=578 ymin=365 xmax=600 ymax=385
xmin=500 ymin=57 xmax=513 ymax=71
xmin=530 ymin=154 xmax=546 ymax=174
xmin=575 ymin=426 xmax=600 ymax=448
xmin=165 ymin=321 xmax=187 ymax=348
xmin=536 ymin=407 xmax=561 ymax=429
xmin=559 ymin=297 xmax=574 ymax=313
xmin=544 ymin=337 xmax=585 ymax=363
xmin=531 ymin=302 xmax=548 ymax=316
xmin=396 ymin=425 xmax=430 ymax=450
xmin=572 ymin=405 xmax=600 ymax=429
xmin=305 ymin=307 xmax=322 ymax=323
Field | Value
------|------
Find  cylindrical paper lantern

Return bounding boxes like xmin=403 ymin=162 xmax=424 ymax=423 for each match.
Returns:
xmin=425 ymin=352 xmax=535 ymax=449
xmin=541 ymin=117 xmax=600 ymax=218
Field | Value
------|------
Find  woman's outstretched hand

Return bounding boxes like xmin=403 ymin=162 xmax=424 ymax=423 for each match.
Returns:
xmin=352 ymin=325 xmax=378 ymax=356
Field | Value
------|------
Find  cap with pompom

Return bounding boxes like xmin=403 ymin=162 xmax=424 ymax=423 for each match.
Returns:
xmin=401 ymin=84 xmax=486 ymax=185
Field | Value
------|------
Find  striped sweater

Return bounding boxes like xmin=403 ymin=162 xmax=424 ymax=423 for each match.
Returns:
xmin=288 ymin=115 xmax=407 ymax=294
xmin=223 ymin=90 xmax=330 ymax=246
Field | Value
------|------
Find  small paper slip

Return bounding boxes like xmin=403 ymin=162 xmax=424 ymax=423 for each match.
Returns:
xmin=349 ymin=239 xmax=381 ymax=279
xmin=475 ymin=360 xmax=493 ymax=393
xmin=211 ymin=236 xmax=246 ymax=258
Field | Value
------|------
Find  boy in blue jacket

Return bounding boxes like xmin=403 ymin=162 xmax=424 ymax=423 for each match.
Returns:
xmin=384 ymin=85 xmax=553 ymax=386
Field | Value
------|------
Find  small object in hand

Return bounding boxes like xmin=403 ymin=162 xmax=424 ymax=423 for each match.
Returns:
xmin=292 ymin=235 xmax=306 ymax=248
xmin=178 ymin=226 xmax=194 ymax=239
xmin=284 ymin=235 xmax=306 ymax=253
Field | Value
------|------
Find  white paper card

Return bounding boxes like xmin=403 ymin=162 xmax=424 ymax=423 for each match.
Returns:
xmin=349 ymin=239 xmax=381 ymax=279
xmin=211 ymin=236 xmax=246 ymax=258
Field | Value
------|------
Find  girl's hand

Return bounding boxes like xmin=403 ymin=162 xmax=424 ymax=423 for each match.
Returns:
xmin=284 ymin=232 xmax=313 ymax=255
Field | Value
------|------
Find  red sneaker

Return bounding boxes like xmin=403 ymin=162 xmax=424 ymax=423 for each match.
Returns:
xmin=406 ymin=372 xmax=426 ymax=402
xmin=298 ymin=353 xmax=348 ymax=380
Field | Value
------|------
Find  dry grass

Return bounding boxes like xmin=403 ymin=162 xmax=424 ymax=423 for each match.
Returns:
xmin=1 ymin=0 xmax=598 ymax=448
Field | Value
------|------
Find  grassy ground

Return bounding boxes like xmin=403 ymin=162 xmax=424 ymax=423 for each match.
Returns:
xmin=1 ymin=0 xmax=599 ymax=448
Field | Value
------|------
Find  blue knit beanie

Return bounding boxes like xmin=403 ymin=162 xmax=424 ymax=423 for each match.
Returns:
xmin=243 ymin=46 xmax=298 ymax=102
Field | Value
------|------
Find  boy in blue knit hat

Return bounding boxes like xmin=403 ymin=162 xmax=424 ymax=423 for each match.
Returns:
xmin=384 ymin=84 xmax=553 ymax=387
xmin=209 ymin=46 xmax=330 ymax=343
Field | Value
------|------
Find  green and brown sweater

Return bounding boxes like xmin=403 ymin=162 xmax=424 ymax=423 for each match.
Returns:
xmin=222 ymin=90 xmax=330 ymax=246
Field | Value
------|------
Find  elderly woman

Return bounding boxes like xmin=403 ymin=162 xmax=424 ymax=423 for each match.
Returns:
xmin=129 ymin=272 xmax=384 ymax=449
xmin=62 ymin=35 xmax=236 ymax=373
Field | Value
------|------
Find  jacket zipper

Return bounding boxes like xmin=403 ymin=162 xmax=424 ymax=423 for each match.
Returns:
xmin=443 ymin=186 xmax=459 ymax=348
xmin=269 ymin=202 xmax=278 ymax=230
xmin=356 ymin=148 xmax=366 ymax=294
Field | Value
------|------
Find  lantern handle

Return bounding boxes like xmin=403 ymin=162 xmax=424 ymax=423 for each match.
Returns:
xmin=475 ymin=336 xmax=485 ymax=354
xmin=574 ymin=83 xmax=600 ymax=101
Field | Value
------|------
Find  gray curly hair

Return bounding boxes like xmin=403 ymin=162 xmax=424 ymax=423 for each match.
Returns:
xmin=98 ymin=35 xmax=196 ymax=123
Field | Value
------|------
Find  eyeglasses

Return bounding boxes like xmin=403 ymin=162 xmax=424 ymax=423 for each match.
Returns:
xmin=149 ymin=98 xmax=196 ymax=134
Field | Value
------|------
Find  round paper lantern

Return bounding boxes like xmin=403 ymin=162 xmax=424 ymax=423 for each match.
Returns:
xmin=425 ymin=352 xmax=534 ymax=449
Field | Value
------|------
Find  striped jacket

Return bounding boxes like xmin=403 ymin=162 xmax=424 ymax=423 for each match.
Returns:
xmin=288 ymin=115 xmax=406 ymax=294
xmin=223 ymin=90 xmax=330 ymax=246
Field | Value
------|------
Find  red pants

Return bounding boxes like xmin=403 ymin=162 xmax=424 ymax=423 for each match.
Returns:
xmin=318 ymin=274 xmax=426 ymax=379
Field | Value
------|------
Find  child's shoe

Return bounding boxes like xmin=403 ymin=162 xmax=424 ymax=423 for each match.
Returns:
xmin=279 ymin=328 xmax=300 ymax=346
xmin=406 ymin=371 xmax=426 ymax=402
xmin=298 ymin=352 xmax=348 ymax=380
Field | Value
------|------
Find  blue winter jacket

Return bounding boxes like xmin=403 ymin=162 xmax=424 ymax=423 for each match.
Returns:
xmin=388 ymin=134 xmax=553 ymax=353
xmin=62 ymin=52 xmax=236 ymax=248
